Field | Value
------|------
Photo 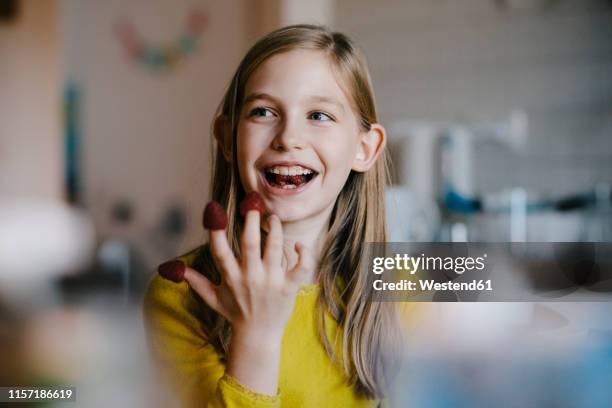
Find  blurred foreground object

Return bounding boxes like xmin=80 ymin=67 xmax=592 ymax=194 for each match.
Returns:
xmin=0 ymin=198 xmax=95 ymax=307
xmin=392 ymin=302 xmax=612 ymax=407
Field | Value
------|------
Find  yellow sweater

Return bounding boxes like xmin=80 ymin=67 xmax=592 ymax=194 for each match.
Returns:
xmin=143 ymin=247 xmax=383 ymax=407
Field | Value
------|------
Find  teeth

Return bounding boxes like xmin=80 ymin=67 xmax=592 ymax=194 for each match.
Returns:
xmin=267 ymin=165 xmax=313 ymax=176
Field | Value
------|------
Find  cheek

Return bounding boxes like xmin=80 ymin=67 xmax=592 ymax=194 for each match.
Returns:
xmin=317 ymin=128 xmax=360 ymax=174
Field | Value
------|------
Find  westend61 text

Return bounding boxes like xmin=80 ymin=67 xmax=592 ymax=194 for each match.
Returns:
xmin=373 ymin=279 xmax=493 ymax=292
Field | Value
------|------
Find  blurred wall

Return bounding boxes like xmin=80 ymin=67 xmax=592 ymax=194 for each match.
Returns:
xmin=336 ymin=0 xmax=612 ymax=197
xmin=61 ymin=0 xmax=251 ymax=264
xmin=0 ymin=0 xmax=62 ymax=200
xmin=281 ymin=0 xmax=334 ymax=25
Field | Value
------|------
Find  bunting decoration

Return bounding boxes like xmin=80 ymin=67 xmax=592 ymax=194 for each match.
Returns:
xmin=114 ymin=8 xmax=208 ymax=72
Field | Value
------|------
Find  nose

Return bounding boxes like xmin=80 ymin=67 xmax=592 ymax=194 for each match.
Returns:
xmin=271 ymin=117 xmax=306 ymax=152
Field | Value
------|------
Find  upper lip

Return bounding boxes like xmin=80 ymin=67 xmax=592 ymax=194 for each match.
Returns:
xmin=259 ymin=160 xmax=319 ymax=173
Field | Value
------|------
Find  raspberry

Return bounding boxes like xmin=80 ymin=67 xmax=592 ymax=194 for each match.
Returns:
xmin=203 ymin=201 xmax=228 ymax=230
xmin=240 ymin=191 xmax=266 ymax=217
xmin=287 ymin=175 xmax=304 ymax=185
xmin=158 ymin=260 xmax=186 ymax=283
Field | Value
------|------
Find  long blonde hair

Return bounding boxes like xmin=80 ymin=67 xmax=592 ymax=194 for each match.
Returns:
xmin=197 ymin=24 xmax=401 ymax=399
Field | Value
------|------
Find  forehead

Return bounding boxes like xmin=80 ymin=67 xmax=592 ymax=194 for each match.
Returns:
xmin=243 ymin=49 xmax=352 ymax=108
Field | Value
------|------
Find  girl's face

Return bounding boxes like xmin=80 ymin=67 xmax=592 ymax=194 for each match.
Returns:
xmin=235 ymin=49 xmax=380 ymax=222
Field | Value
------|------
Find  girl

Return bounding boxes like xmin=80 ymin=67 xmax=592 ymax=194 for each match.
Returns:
xmin=144 ymin=24 xmax=402 ymax=407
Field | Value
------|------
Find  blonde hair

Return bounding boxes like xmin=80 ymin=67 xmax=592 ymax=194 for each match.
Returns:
xmin=197 ymin=24 xmax=401 ymax=399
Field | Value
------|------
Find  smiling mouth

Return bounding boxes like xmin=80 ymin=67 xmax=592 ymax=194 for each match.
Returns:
xmin=262 ymin=165 xmax=318 ymax=190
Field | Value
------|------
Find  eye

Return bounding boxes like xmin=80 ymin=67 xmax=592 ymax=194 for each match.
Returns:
xmin=308 ymin=111 xmax=333 ymax=122
xmin=249 ymin=107 xmax=275 ymax=118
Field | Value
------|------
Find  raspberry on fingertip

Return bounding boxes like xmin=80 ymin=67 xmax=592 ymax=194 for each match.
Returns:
xmin=203 ymin=201 xmax=228 ymax=230
xmin=158 ymin=260 xmax=186 ymax=283
xmin=239 ymin=191 xmax=266 ymax=217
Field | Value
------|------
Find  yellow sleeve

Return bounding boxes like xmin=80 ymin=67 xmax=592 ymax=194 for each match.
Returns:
xmin=143 ymin=248 xmax=281 ymax=408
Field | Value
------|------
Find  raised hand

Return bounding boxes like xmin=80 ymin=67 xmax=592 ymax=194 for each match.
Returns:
xmin=158 ymin=192 xmax=314 ymax=342
xmin=190 ymin=196 xmax=313 ymax=341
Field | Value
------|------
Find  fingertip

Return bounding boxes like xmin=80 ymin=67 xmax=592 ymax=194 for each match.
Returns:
xmin=295 ymin=242 xmax=314 ymax=268
xmin=182 ymin=266 xmax=196 ymax=283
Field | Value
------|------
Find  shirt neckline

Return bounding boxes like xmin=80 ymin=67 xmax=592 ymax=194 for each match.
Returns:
xmin=298 ymin=283 xmax=320 ymax=296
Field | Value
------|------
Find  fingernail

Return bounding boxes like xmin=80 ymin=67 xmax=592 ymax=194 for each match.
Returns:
xmin=239 ymin=191 xmax=266 ymax=217
xmin=203 ymin=201 xmax=228 ymax=230
xmin=158 ymin=260 xmax=186 ymax=283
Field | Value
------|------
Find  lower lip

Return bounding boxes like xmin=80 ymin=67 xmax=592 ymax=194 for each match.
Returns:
xmin=258 ymin=171 xmax=318 ymax=196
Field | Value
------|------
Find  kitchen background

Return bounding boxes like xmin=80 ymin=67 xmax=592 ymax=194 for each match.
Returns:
xmin=1 ymin=0 xmax=611 ymax=406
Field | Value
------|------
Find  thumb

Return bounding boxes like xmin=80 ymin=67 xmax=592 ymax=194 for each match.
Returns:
xmin=287 ymin=242 xmax=315 ymax=285
xmin=183 ymin=267 xmax=227 ymax=316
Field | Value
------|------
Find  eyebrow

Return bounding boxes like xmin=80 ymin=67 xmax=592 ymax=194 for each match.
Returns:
xmin=243 ymin=92 xmax=345 ymax=113
xmin=243 ymin=92 xmax=277 ymax=105
xmin=307 ymin=95 xmax=345 ymax=113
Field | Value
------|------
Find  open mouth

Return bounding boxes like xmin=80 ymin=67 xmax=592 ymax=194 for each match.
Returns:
xmin=262 ymin=165 xmax=318 ymax=190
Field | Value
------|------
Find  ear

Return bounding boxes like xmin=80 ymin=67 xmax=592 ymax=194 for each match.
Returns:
xmin=352 ymin=123 xmax=386 ymax=172
xmin=213 ymin=115 xmax=232 ymax=162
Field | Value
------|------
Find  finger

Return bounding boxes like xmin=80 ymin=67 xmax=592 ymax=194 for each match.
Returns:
xmin=287 ymin=242 xmax=315 ymax=285
xmin=183 ymin=267 xmax=229 ymax=317
xmin=210 ymin=229 xmax=240 ymax=282
xmin=263 ymin=214 xmax=283 ymax=272
xmin=241 ymin=210 xmax=261 ymax=267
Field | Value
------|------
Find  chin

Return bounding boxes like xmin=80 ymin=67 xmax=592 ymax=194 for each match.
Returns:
xmin=267 ymin=204 xmax=309 ymax=223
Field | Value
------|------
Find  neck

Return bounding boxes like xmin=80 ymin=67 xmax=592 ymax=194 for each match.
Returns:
xmin=280 ymin=204 xmax=333 ymax=285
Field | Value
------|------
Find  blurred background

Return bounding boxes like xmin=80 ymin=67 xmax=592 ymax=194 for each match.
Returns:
xmin=0 ymin=0 xmax=611 ymax=406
